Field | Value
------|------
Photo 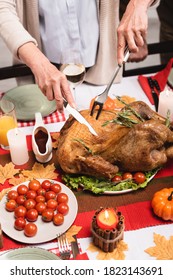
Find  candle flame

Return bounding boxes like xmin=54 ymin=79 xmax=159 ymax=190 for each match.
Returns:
xmin=104 ymin=209 xmax=109 ymax=220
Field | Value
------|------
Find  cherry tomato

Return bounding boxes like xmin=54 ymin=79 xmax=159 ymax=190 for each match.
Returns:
xmin=35 ymin=202 xmax=47 ymax=214
xmin=122 ymin=172 xmax=133 ymax=180
xmin=28 ymin=179 xmax=41 ymax=191
xmin=14 ymin=205 xmax=27 ymax=218
xmin=17 ymin=184 xmax=28 ymax=195
xmin=24 ymin=223 xmax=37 ymax=237
xmin=7 ymin=190 xmax=18 ymax=201
xmin=5 ymin=199 xmax=17 ymax=212
xmin=14 ymin=217 xmax=26 ymax=231
xmin=133 ymin=172 xmax=146 ymax=184
xmin=37 ymin=188 xmax=46 ymax=196
xmin=42 ymin=209 xmax=54 ymax=222
xmin=50 ymin=183 xmax=62 ymax=194
xmin=41 ymin=180 xmax=52 ymax=191
xmin=16 ymin=195 xmax=26 ymax=205
xmin=26 ymin=190 xmax=37 ymax=200
xmin=57 ymin=203 xmax=69 ymax=215
xmin=47 ymin=199 xmax=58 ymax=210
xmin=57 ymin=193 xmax=68 ymax=204
xmin=53 ymin=213 xmax=64 ymax=226
xmin=35 ymin=195 xmax=46 ymax=203
xmin=111 ymin=175 xmax=122 ymax=182
xmin=26 ymin=209 xmax=38 ymax=222
xmin=24 ymin=198 xmax=36 ymax=210
xmin=45 ymin=191 xmax=56 ymax=201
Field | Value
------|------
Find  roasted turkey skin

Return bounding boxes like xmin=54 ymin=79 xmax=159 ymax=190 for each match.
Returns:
xmin=56 ymin=101 xmax=173 ymax=178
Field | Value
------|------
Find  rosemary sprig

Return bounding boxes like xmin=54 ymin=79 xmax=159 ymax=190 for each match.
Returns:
xmin=102 ymin=110 xmax=139 ymax=127
xmin=73 ymin=138 xmax=93 ymax=154
xmin=116 ymin=96 xmax=145 ymax=122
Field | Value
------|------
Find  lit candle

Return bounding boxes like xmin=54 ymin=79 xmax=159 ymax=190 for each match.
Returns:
xmin=158 ymin=89 xmax=173 ymax=121
xmin=96 ymin=208 xmax=118 ymax=230
xmin=7 ymin=128 xmax=29 ymax=165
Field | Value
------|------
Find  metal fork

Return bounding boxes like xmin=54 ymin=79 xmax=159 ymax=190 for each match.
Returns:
xmin=57 ymin=233 xmax=71 ymax=260
xmin=90 ymin=46 xmax=130 ymax=119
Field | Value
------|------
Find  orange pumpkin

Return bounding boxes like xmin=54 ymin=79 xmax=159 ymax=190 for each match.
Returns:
xmin=151 ymin=188 xmax=173 ymax=221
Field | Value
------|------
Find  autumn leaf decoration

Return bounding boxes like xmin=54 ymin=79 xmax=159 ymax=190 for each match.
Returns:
xmin=21 ymin=162 xmax=57 ymax=180
xmin=87 ymin=240 xmax=128 ymax=260
xmin=0 ymin=162 xmax=58 ymax=201
xmin=9 ymin=163 xmax=57 ymax=185
xmin=0 ymin=163 xmax=20 ymax=185
xmin=145 ymin=233 xmax=173 ymax=260
xmin=66 ymin=225 xmax=82 ymax=243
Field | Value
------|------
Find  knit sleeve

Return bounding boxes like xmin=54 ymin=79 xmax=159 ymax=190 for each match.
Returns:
xmin=0 ymin=0 xmax=37 ymax=59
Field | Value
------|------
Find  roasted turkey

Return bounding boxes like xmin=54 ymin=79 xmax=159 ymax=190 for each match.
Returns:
xmin=57 ymin=101 xmax=173 ymax=178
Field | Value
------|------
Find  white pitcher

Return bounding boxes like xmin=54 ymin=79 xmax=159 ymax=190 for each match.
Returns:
xmin=32 ymin=112 xmax=52 ymax=163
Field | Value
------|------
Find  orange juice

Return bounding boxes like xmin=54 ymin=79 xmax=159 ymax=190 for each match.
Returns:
xmin=0 ymin=115 xmax=17 ymax=146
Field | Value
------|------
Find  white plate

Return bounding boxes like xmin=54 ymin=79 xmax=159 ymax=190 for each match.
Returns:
xmin=2 ymin=84 xmax=57 ymax=120
xmin=104 ymin=188 xmax=133 ymax=195
xmin=0 ymin=247 xmax=60 ymax=260
xmin=0 ymin=180 xmax=78 ymax=244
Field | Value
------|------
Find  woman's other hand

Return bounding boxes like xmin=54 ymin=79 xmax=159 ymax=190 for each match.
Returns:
xmin=117 ymin=0 xmax=153 ymax=64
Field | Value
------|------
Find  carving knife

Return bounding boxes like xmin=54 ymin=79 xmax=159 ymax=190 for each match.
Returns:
xmin=71 ymin=235 xmax=80 ymax=259
xmin=63 ymin=99 xmax=98 ymax=136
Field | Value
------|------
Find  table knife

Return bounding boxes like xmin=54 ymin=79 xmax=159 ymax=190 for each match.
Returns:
xmin=147 ymin=77 xmax=159 ymax=112
xmin=63 ymin=98 xmax=98 ymax=136
xmin=71 ymin=235 xmax=80 ymax=259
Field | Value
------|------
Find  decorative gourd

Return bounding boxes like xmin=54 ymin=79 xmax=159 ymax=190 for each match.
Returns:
xmin=151 ymin=188 xmax=173 ymax=221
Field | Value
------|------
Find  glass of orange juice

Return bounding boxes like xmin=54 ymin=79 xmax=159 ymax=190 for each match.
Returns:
xmin=0 ymin=99 xmax=17 ymax=150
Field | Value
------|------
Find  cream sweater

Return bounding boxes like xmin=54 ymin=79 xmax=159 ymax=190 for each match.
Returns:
xmin=0 ymin=0 xmax=158 ymax=85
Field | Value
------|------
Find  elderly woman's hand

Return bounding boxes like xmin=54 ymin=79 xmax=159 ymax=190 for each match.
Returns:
xmin=32 ymin=60 xmax=75 ymax=113
xmin=18 ymin=42 xmax=75 ymax=112
xmin=117 ymin=0 xmax=154 ymax=65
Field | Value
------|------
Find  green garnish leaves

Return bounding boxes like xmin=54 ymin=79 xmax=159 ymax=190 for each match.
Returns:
xmin=73 ymin=138 xmax=93 ymax=154
xmin=62 ymin=169 xmax=159 ymax=194
xmin=102 ymin=110 xmax=139 ymax=127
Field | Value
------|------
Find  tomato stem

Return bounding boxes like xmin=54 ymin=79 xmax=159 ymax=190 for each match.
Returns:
xmin=168 ymin=191 xmax=173 ymax=201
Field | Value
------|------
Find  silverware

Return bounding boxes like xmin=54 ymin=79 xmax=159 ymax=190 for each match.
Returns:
xmin=90 ymin=46 xmax=130 ymax=119
xmin=57 ymin=233 xmax=71 ymax=260
xmin=147 ymin=77 xmax=159 ymax=112
xmin=71 ymin=235 xmax=80 ymax=259
xmin=63 ymin=98 xmax=98 ymax=136
xmin=152 ymin=79 xmax=161 ymax=93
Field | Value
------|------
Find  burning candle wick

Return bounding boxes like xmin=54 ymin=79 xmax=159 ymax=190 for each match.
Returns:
xmin=104 ymin=209 xmax=109 ymax=220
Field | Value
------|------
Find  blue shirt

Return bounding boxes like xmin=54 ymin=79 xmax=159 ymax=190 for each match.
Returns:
xmin=38 ymin=0 xmax=99 ymax=67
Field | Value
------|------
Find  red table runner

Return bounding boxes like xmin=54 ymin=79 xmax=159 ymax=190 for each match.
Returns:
xmin=1 ymin=134 xmax=173 ymax=254
xmin=0 ymin=200 xmax=171 ymax=252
